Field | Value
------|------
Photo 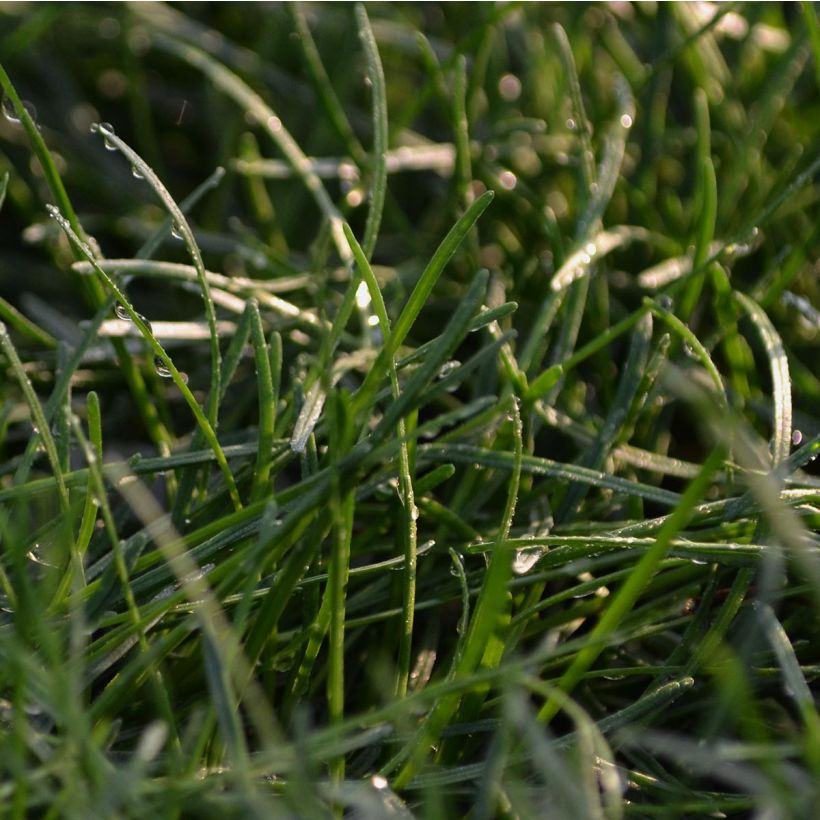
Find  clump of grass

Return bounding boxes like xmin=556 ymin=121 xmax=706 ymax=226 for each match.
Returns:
xmin=1 ymin=3 xmax=819 ymax=817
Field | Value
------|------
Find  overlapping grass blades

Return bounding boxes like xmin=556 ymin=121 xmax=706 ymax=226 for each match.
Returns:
xmin=0 ymin=4 xmax=818 ymax=817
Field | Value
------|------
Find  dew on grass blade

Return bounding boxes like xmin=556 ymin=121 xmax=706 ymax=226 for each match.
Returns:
xmin=513 ymin=548 xmax=545 ymax=575
xmin=131 ymin=164 xmax=144 ymax=179
xmin=154 ymin=358 xmax=173 ymax=379
xmin=2 ymin=95 xmax=36 ymax=125
xmin=170 ymin=224 xmax=184 ymax=241
xmin=114 ymin=305 xmax=130 ymax=321
xmin=90 ymin=121 xmax=118 ymax=150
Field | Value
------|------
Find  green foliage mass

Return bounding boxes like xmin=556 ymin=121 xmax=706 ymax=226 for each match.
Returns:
xmin=0 ymin=3 xmax=819 ymax=817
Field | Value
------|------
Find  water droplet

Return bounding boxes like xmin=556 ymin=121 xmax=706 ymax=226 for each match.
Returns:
xmin=620 ymin=113 xmax=633 ymax=129
xmin=513 ymin=547 xmax=546 ymax=575
xmin=658 ymin=295 xmax=674 ymax=312
xmin=683 ymin=342 xmax=699 ymax=360
xmin=792 ymin=429 xmax=803 ymax=446
xmin=566 ymin=117 xmax=577 ymax=131
xmin=131 ymin=164 xmax=144 ymax=179
xmin=154 ymin=358 xmax=173 ymax=378
xmin=437 ymin=360 xmax=461 ymax=379
xmin=2 ymin=95 xmax=36 ymax=125
xmin=409 ymin=505 xmax=419 ymax=522
xmin=584 ymin=242 xmax=597 ymax=257
xmin=170 ymin=224 xmax=184 ymax=241
xmin=93 ymin=121 xmax=117 ymax=150
xmin=114 ymin=305 xmax=130 ymax=320
xmin=135 ymin=312 xmax=152 ymax=333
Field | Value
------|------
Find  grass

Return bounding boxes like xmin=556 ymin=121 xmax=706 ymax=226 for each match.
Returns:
xmin=0 ymin=2 xmax=819 ymax=817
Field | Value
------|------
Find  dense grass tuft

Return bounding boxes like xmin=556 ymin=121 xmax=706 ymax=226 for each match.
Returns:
xmin=1 ymin=3 xmax=819 ymax=817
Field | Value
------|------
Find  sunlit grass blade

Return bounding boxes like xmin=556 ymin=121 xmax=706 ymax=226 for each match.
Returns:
xmin=45 ymin=207 xmax=242 ymax=511
xmin=90 ymin=124 xmax=222 ymax=429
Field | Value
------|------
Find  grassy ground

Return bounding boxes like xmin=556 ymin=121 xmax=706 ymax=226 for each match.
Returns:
xmin=1 ymin=2 xmax=819 ymax=817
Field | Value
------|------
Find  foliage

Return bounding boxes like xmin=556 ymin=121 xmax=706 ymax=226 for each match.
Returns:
xmin=1 ymin=3 xmax=819 ymax=817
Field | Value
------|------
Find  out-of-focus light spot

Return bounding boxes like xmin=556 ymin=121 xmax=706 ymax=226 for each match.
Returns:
xmin=355 ymin=281 xmax=371 ymax=309
xmin=498 ymin=170 xmax=517 ymax=190
xmin=99 ymin=18 xmax=120 ymax=39
xmin=346 ymin=188 xmax=364 ymax=207
xmin=267 ymin=115 xmax=282 ymax=133
xmin=498 ymin=73 xmax=522 ymax=101
xmin=620 ymin=113 xmax=633 ymax=128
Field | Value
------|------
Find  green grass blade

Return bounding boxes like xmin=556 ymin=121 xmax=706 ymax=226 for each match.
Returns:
xmin=734 ymin=291 xmax=792 ymax=466
xmin=537 ymin=444 xmax=726 ymax=725
xmin=355 ymin=3 xmax=388 ymax=260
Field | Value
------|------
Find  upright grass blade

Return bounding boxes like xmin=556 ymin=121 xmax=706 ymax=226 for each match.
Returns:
xmin=287 ymin=3 xmax=367 ymax=166
xmin=355 ymin=3 xmax=388 ymax=261
xmin=326 ymin=390 xmax=355 ymax=781
xmin=394 ymin=397 xmax=522 ymax=789
xmin=0 ymin=323 xmax=70 ymax=516
xmin=553 ymin=24 xmax=596 ymax=204
xmin=734 ymin=291 xmax=792 ymax=467
xmin=352 ymin=190 xmax=494 ymax=417
xmin=345 ymin=221 xmax=423 ymax=697
xmin=248 ymin=301 xmax=275 ymax=502
xmin=803 ymin=0 xmax=820 ymax=91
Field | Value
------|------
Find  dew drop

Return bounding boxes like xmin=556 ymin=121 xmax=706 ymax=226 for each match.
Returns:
xmin=154 ymin=358 xmax=173 ymax=378
xmin=682 ymin=342 xmax=699 ymax=360
xmin=94 ymin=121 xmax=117 ymax=150
xmin=658 ymin=295 xmax=674 ymax=312
xmin=566 ymin=117 xmax=577 ymax=131
xmin=170 ymin=225 xmax=184 ymax=241
xmin=131 ymin=164 xmax=144 ymax=179
xmin=437 ymin=360 xmax=461 ymax=379
xmin=2 ymin=95 xmax=36 ymax=125
xmin=513 ymin=547 xmax=546 ymax=575
xmin=584 ymin=241 xmax=597 ymax=257
xmin=620 ymin=113 xmax=633 ymax=129
xmin=114 ymin=304 xmax=130 ymax=321
xmin=792 ymin=429 xmax=803 ymax=446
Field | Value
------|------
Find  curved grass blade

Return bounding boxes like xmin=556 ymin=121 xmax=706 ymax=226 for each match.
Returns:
xmin=90 ymin=124 xmax=222 ymax=429
xmin=734 ymin=291 xmax=792 ymax=466
xmin=45 ymin=206 xmax=242 ymax=511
